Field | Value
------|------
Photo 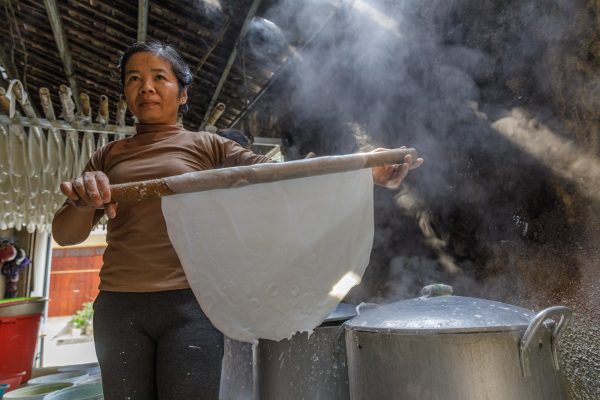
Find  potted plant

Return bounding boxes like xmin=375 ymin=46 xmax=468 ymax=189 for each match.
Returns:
xmin=70 ymin=313 xmax=86 ymax=337
xmin=70 ymin=302 xmax=94 ymax=337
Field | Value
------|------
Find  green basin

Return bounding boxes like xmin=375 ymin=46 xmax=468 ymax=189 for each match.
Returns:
xmin=0 ymin=298 xmax=47 ymax=318
xmin=3 ymin=383 xmax=73 ymax=399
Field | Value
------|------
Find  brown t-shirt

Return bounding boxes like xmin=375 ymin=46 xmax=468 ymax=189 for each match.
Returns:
xmin=81 ymin=124 xmax=271 ymax=292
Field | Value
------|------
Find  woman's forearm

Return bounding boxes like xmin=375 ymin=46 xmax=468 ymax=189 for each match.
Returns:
xmin=51 ymin=204 xmax=101 ymax=246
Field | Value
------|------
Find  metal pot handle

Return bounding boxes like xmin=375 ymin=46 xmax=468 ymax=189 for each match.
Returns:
xmin=421 ymin=284 xmax=453 ymax=297
xmin=519 ymin=306 xmax=572 ymax=378
xmin=334 ymin=302 xmax=380 ymax=345
xmin=354 ymin=302 xmax=379 ymax=315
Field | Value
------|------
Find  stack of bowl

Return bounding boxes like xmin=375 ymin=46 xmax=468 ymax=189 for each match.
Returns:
xmin=3 ymin=383 xmax=73 ymax=400
xmin=4 ymin=363 xmax=102 ymax=400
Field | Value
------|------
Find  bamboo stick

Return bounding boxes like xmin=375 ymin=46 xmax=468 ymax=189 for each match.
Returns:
xmin=96 ymin=95 xmax=109 ymax=124
xmin=59 ymin=84 xmax=76 ymax=122
xmin=78 ymin=147 xmax=417 ymax=205
xmin=39 ymin=88 xmax=56 ymax=120
xmin=207 ymin=102 xmax=226 ymax=126
xmin=79 ymin=92 xmax=92 ymax=120
xmin=12 ymin=81 xmax=37 ymax=119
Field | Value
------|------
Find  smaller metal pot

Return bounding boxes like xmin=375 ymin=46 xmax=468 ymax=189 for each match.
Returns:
xmin=219 ymin=303 xmax=356 ymax=400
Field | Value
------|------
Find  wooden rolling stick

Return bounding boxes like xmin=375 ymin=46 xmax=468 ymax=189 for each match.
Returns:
xmin=76 ymin=147 xmax=418 ymax=206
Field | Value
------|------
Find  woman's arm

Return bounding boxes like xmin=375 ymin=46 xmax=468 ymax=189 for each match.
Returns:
xmin=371 ymin=149 xmax=423 ymax=188
xmin=51 ymin=171 xmax=117 ymax=246
xmin=52 ymin=205 xmax=104 ymax=246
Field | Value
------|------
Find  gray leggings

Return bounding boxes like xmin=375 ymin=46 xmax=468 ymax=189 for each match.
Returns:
xmin=93 ymin=289 xmax=224 ymax=400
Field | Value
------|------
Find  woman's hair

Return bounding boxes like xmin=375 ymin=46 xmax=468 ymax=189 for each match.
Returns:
xmin=118 ymin=41 xmax=193 ymax=113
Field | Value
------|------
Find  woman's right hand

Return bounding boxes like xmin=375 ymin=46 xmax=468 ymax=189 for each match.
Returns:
xmin=60 ymin=171 xmax=118 ymax=219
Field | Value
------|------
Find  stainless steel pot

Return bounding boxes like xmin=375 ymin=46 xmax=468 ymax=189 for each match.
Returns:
xmin=344 ymin=285 xmax=571 ymax=400
xmin=219 ymin=302 xmax=356 ymax=400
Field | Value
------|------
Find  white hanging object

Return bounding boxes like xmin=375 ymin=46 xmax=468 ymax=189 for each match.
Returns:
xmin=3 ymin=187 xmax=13 ymax=206
xmin=27 ymin=126 xmax=44 ymax=177
xmin=0 ymin=125 xmax=9 ymax=173
xmin=0 ymin=174 xmax=9 ymax=196
xmin=9 ymin=172 xmax=20 ymax=194
xmin=12 ymin=211 xmax=23 ymax=231
xmin=5 ymin=80 xmax=21 ymax=118
xmin=39 ymin=171 xmax=50 ymax=195
xmin=39 ymin=127 xmax=49 ymax=174
xmin=50 ymin=168 xmax=63 ymax=194
xmin=47 ymin=128 xmax=64 ymax=174
xmin=97 ymin=132 xmax=109 ymax=149
xmin=26 ymin=221 xmax=36 ymax=234
xmin=79 ymin=131 xmax=96 ymax=171
xmin=162 ymin=169 xmax=375 ymax=343
xmin=8 ymin=124 xmax=27 ymax=177
xmin=60 ymin=130 xmax=71 ymax=177
xmin=63 ymin=131 xmax=78 ymax=179
xmin=13 ymin=182 xmax=27 ymax=208
xmin=27 ymin=174 xmax=40 ymax=199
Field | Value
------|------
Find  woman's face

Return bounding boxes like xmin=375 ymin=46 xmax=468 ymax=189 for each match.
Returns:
xmin=123 ymin=52 xmax=187 ymax=125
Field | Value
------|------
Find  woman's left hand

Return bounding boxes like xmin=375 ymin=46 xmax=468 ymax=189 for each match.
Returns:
xmin=371 ymin=147 xmax=424 ymax=189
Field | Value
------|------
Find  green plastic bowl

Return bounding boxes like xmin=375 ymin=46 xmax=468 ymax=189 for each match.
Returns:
xmin=43 ymin=383 xmax=103 ymax=400
xmin=0 ymin=298 xmax=47 ymax=318
xmin=3 ymin=383 xmax=73 ymax=400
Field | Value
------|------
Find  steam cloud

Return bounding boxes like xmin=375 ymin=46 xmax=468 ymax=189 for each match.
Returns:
xmin=244 ymin=1 xmax=599 ymax=397
xmin=252 ymin=0 xmax=583 ymax=299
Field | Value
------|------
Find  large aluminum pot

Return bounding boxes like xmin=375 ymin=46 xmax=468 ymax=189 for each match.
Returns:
xmin=344 ymin=284 xmax=571 ymax=400
xmin=220 ymin=302 xmax=356 ymax=400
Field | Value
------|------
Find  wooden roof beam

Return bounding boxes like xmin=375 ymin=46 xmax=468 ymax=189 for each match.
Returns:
xmin=43 ymin=0 xmax=82 ymax=112
xmin=138 ymin=0 xmax=150 ymax=42
xmin=230 ymin=8 xmax=339 ymax=128
xmin=200 ymin=0 xmax=263 ymax=129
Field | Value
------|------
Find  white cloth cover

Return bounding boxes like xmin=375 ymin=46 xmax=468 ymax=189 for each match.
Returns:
xmin=162 ymin=169 xmax=374 ymax=343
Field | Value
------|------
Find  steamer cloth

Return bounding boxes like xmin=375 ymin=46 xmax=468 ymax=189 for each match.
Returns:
xmin=161 ymin=169 xmax=374 ymax=343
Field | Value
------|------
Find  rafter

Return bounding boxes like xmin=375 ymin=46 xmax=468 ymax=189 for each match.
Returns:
xmin=230 ymin=8 xmax=339 ymax=128
xmin=200 ymin=0 xmax=262 ymax=129
xmin=137 ymin=0 xmax=149 ymax=42
xmin=43 ymin=0 xmax=82 ymax=112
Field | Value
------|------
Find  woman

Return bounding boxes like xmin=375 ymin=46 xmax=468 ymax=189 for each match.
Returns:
xmin=52 ymin=41 xmax=421 ymax=399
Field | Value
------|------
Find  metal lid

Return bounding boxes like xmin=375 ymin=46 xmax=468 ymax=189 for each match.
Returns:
xmin=324 ymin=302 xmax=357 ymax=324
xmin=345 ymin=295 xmax=536 ymax=334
